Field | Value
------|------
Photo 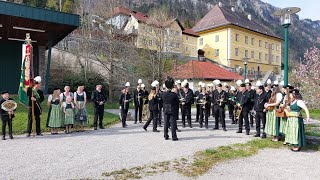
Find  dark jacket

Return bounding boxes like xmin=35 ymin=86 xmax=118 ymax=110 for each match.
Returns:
xmin=194 ymin=90 xmax=201 ymax=104
xmin=161 ymin=91 xmax=179 ymax=114
xmin=213 ymin=90 xmax=228 ymax=107
xmin=254 ymin=91 xmax=268 ymax=112
xmin=148 ymin=95 xmax=161 ymax=111
xmin=119 ymin=93 xmax=131 ymax=110
xmin=27 ymin=87 xmax=44 ymax=115
xmin=248 ymin=89 xmax=256 ymax=108
xmin=91 ymin=90 xmax=106 ymax=108
xmin=182 ymin=88 xmax=194 ymax=105
xmin=133 ymin=89 xmax=144 ymax=106
xmin=198 ymin=93 xmax=211 ymax=109
xmin=0 ymin=98 xmax=15 ymax=119
xmin=235 ymin=90 xmax=250 ymax=110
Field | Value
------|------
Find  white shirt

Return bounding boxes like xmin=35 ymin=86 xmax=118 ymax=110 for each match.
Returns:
xmin=74 ymin=91 xmax=87 ymax=101
xmin=276 ymin=93 xmax=283 ymax=103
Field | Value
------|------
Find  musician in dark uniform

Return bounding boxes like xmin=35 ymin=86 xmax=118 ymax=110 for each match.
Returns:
xmin=143 ymin=86 xmax=161 ymax=132
xmin=141 ymin=84 xmax=149 ymax=105
xmin=155 ymin=82 xmax=163 ymax=127
xmin=26 ymin=76 xmax=45 ymax=137
xmin=246 ymin=81 xmax=256 ymax=127
xmin=194 ymin=82 xmax=202 ymax=122
xmin=176 ymin=80 xmax=183 ymax=119
xmin=161 ymin=76 xmax=179 ymax=141
xmin=235 ymin=83 xmax=250 ymax=135
xmin=119 ymin=82 xmax=131 ymax=128
xmin=265 ymin=79 xmax=272 ymax=101
xmin=207 ymin=84 xmax=214 ymax=117
xmin=181 ymin=81 xmax=194 ymax=128
xmin=1 ymin=91 xmax=15 ymax=140
xmin=133 ymin=84 xmax=144 ymax=124
xmin=213 ymin=82 xmax=227 ymax=131
xmin=227 ymin=86 xmax=236 ymax=124
xmin=253 ymin=82 xmax=268 ymax=138
xmin=198 ymin=83 xmax=211 ymax=128
xmin=91 ymin=84 xmax=106 ymax=130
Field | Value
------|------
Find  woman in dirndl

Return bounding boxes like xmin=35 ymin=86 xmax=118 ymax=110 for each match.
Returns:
xmin=264 ymin=86 xmax=282 ymax=142
xmin=47 ymin=88 xmax=63 ymax=135
xmin=285 ymin=90 xmax=310 ymax=152
xmin=59 ymin=86 xmax=73 ymax=126
xmin=74 ymin=85 xmax=88 ymax=132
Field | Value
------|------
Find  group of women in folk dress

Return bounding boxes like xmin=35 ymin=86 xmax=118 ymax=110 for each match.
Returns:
xmin=264 ymin=85 xmax=310 ymax=152
xmin=46 ymin=85 xmax=89 ymax=134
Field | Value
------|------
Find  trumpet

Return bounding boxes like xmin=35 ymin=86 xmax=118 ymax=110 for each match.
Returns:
xmin=235 ymin=106 xmax=242 ymax=120
xmin=250 ymin=110 xmax=256 ymax=117
xmin=217 ymin=98 xmax=224 ymax=106
xmin=198 ymin=96 xmax=207 ymax=109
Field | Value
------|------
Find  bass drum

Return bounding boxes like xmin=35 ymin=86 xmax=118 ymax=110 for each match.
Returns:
xmin=142 ymin=104 xmax=150 ymax=121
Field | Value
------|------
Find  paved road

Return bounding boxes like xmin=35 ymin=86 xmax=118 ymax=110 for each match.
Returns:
xmin=0 ymin=108 xmax=318 ymax=180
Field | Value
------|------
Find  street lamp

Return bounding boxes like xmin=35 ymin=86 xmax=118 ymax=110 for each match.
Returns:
xmin=274 ymin=7 xmax=301 ymax=86
xmin=243 ymin=57 xmax=248 ymax=80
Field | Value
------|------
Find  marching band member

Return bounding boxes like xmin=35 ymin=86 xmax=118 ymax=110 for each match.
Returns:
xmin=181 ymin=80 xmax=194 ymax=128
xmin=253 ymin=81 xmax=268 ymax=138
xmin=198 ymin=83 xmax=211 ymax=128
xmin=207 ymin=83 xmax=214 ymax=117
xmin=0 ymin=91 xmax=15 ymax=140
xmin=245 ymin=79 xmax=256 ymax=128
xmin=235 ymin=83 xmax=250 ymax=135
xmin=91 ymin=85 xmax=106 ymax=130
xmin=176 ymin=80 xmax=183 ymax=119
xmin=154 ymin=81 xmax=163 ymax=127
xmin=264 ymin=82 xmax=282 ymax=141
xmin=194 ymin=82 xmax=202 ymax=123
xmin=26 ymin=76 xmax=44 ymax=137
xmin=285 ymin=89 xmax=310 ymax=151
xmin=227 ymin=86 xmax=236 ymax=124
xmin=162 ymin=76 xmax=179 ymax=141
xmin=143 ymin=86 xmax=161 ymax=132
xmin=213 ymin=80 xmax=227 ymax=131
xmin=119 ymin=82 xmax=131 ymax=128
xmin=133 ymin=82 xmax=144 ymax=124
xmin=265 ymin=79 xmax=272 ymax=101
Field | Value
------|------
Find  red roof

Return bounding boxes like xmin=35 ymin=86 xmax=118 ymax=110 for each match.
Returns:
xmin=168 ymin=60 xmax=243 ymax=81
xmin=111 ymin=6 xmax=132 ymax=17
xmin=182 ymin=29 xmax=199 ymax=37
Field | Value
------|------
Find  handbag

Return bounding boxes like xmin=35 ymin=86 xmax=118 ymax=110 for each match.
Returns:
xmin=76 ymin=108 xmax=87 ymax=121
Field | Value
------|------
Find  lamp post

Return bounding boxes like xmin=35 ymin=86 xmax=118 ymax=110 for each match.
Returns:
xmin=243 ymin=57 xmax=248 ymax=80
xmin=274 ymin=7 xmax=301 ymax=86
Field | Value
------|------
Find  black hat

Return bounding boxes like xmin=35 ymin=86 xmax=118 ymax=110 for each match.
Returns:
xmin=258 ymin=85 xmax=264 ymax=90
xmin=283 ymin=85 xmax=294 ymax=89
xmin=240 ymin=83 xmax=246 ymax=87
xmin=151 ymin=87 xmax=156 ymax=91
xmin=1 ymin=90 xmax=9 ymax=95
xmin=217 ymin=84 xmax=222 ymax=87
xmin=246 ymin=82 xmax=252 ymax=86
xmin=54 ymin=87 xmax=60 ymax=91
xmin=290 ymin=89 xmax=299 ymax=94
xmin=271 ymin=84 xmax=279 ymax=88
xmin=264 ymin=83 xmax=269 ymax=87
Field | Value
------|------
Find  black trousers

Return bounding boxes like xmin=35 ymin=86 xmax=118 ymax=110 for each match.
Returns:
xmin=27 ymin=108 xmax=41 ymax=134
xmin=255 ymin=111 xmax=266 ymax=135
xmin=196 ymin=104 xmax=200 ymax=121
xmin=239 ymin=109 xmax=250 ymax=131
xmin=134 ymin=104 xmax=143 ymax=122
xmin=211 ymin=105 xmax=215 ymax=117
xmin=182 ymin=104 xmax=191 ymax=126
xmin=200 ymin=106 xmax=209 ymax=127
xmin=1 ymin=116 xmax=12 ymax=136
xmin=94 ymin=106 xmax=104 ymax=127
xmin=158 ymin=107 xmax=162 ymax=125
xmin=164 ymin=113 xmax=177 ymax=139
xmin=249 ymin=106 xmax=254 ymax=125
xmin=214 ymin=106 xmax=226 ymax=129
xmin=121 ymin=108 xmax=129 ymax=127
xmin=228 ymin=104 xmax=235 ymax=123
xmin=144 ymin=110 xmax=159 ymax=130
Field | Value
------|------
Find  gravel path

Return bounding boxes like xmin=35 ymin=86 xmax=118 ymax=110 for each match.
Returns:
xmin=0 ymin=109 xmax=318 ymax=180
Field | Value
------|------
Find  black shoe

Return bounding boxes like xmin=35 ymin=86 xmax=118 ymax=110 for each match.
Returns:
xmin=122 ymin=126 xmax=127 ymax=128
xmin=143 ymin=127 xmax=147 ymax=131
xmin=213 ymin=127 xmax=219 ymax=130
xmin=182 ymin=125 xmax=186 ymax=128
xmin=195 ymin=120 xmax=199 ymax=122
xmin=159 ymin=124 xmax=163 ymax=127
xmin=177 ymin=129 xmax=181 ymax=132
xmin=139 ymin=121 xmax=142 ymax=123
xmin=205 ymin=126 xmax=208 ymax=129
xmin=236 ymin=130 xmax=242 ymax=133
xmin=189 ymin=125 xmax=192 ymax=128
xmin=134 ymin=121 xmax=137 ymax=124
xmin=253 ymin=134 xmax=260 ymax=137
xmin=99 ymin=126 xmax=105 ymax=129
xmin=172 ymin=138 xmax=179 ymax=141
xmin=200 ymin=124 xmax=203 ymax=128
xmin=26 ymin=134 xmax=31 ymax=137
xmin=251 ymin=124 xmax=254 ymax=128
xmin=246 ymin=131 xmax=250 ymax=135
xmin=37 ymin=133 xmax=43 ymax=136
xmin=165 ymin=137 xmax=170 ymax=140
xmin=1 ymin=136 xmax=5 ymax=140
xmin=231 ymin=121 xmax=235 ymax=124
xmin=153 ymin=130 xmax=160 ymax=132
xmin=94 ymin=127 xmax=98 ymax=130
xmin=261 ymin=134 xmax=267 ymax=139
xmin=9 ymin=135 xmax=13 ymax=139
xmin=223 ymin=128 xmax=227 ymax=131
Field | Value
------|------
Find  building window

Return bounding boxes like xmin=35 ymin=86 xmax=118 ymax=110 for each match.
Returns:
xmin=272 ymin=43 xmax=274 ymax=50
xmin=259 ymin=40 xmax=262 ymax=47
xmin=245 ymin=36 xmax=248 ymax=44
xmin=215 ymin=49 xmax=219 ymax=56
xmin=251 ymin=38 xmax=254 ymax=45
xmin=215 ymin=35 xmax=219 ymax=42
xmin=170 ymin=30 xmax=174 ymax=35
xmin=251 ymin=51 xmax=254 ymax=59
xmin=251 ymin=67 xmax=255 ymax=74
xmin=265 ymin=42 xmax=269 ymax=49
xmin=235 ymin=34 xmax=239 ymax=41
xmin=186 ymin=36 xmax=189 ymax=41
xmin=235 ymin=48 xmax=239 ymax=56
xmin=276 ymin=44 xmax=280 ymax=51
xmin=199 ymin=38 xmax=203 ymax=46
xmin=265 ymin=54 xmax=268 ymax=61
xmin=207 ymin=51 xmax=210 ymax=55
xmin=176 ymin=43 xmax=180 ymax=48
xmin=185 ymin=47 xmax=188 ymax=51
xmin=176 ymin=31 xmax=179 ymax=36
xmin=149 ymin=40 xmax=153 ymax=46
xmin=245 ymin=50 xmax=248 ymax=58
xmin=259 ymin=52 xmax=262 ymax=61
xmin=276 ymin=56 xmax=279 ymax=62
xmin=149 ymin=27 xmax=153 ymax=33
xmin=271 ymin=55 xmax=274 ymax=62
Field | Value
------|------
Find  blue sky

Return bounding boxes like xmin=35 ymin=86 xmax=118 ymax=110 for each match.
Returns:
xmin=261 ymin=0 xmax=320 ymax=21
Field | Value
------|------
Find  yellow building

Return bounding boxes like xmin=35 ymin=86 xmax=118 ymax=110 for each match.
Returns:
xmin=182 ymin=29 xmax=199 ymax=58
xmin=192 ymin=4 xmax=283 ymax=78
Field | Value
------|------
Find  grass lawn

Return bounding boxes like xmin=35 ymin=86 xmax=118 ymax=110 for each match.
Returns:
xmin=0 ymin=95 xmax=120 ymax=135
xmin=309 ymin=109 xmax=320 ymax=120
